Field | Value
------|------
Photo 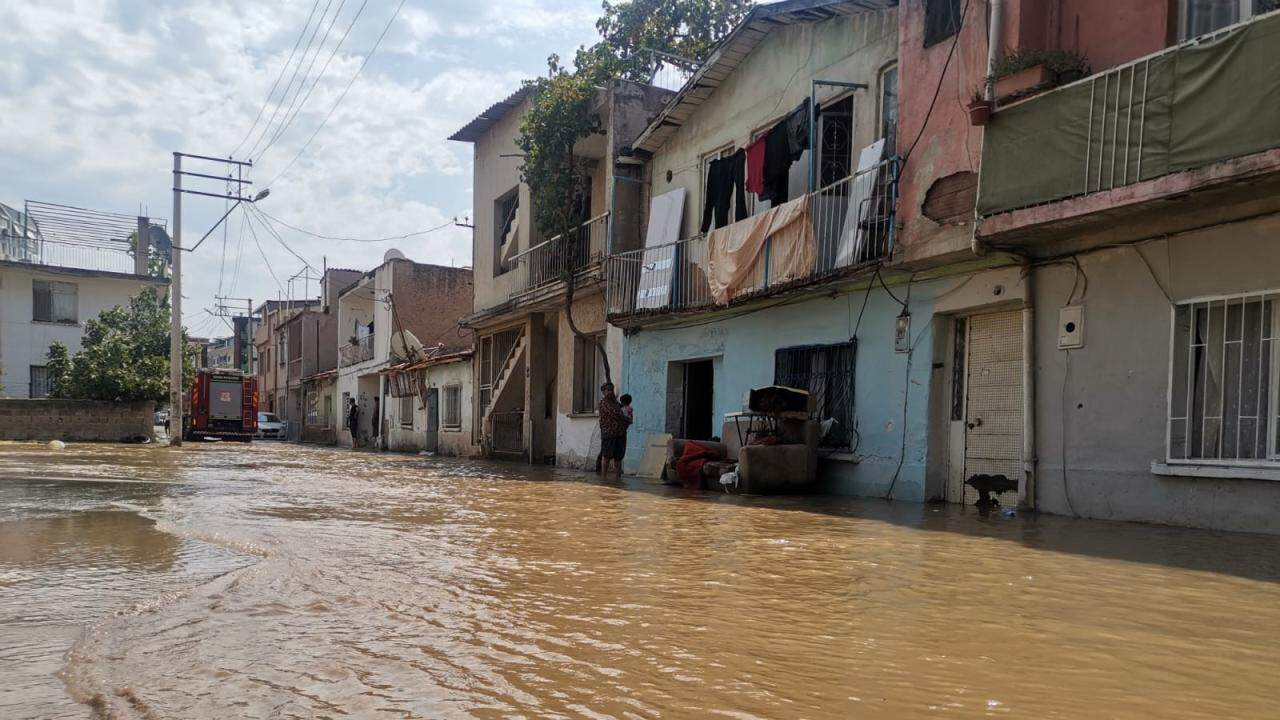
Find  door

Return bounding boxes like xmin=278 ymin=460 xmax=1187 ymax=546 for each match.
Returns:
xmin=682 ymin=360 xmax=715 ymax=440
xmin=425 ymin=388 xmax=440 ymax=453
xmin=950 ymin=310 xmax=1023 ymax=506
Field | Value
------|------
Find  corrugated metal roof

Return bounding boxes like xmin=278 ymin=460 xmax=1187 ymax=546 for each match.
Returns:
xmin=448 ymin=85 xmax=533 ymax=143
xmin=632 ymin=0 xmax=897 ymax=155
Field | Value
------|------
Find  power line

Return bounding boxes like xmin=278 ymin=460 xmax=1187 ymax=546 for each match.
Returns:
xmin=257 ymin=0 xmax=368 ymax=163
xmin=247 ymin=0 xmax=338 ymax=159
xmin=247 ymin=205 xmax=318 ymax=273
xmin=265 ymin=0 xmax=407 ymax=187
xmin=227 ymin=209 xmax=249 ymax=296
xmin=245 ymin=208 xmax=286 ymax=296
xmin=254 ymin=206 xmax=453 ymax=243
xmin=901 ymin=0 xmax=970 ymax=169
xmin=229 ymin=0 xmax=323 ymax=158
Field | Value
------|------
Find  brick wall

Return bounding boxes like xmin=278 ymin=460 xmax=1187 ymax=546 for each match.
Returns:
xmin=0 ymin=399 xmax=154 ymax=441
xmin=391 ymin=262 xmax=474 ymax=350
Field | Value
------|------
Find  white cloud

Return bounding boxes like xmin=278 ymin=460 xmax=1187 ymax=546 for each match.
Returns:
xmin=0 ymin=0 xmax=601 ymax=329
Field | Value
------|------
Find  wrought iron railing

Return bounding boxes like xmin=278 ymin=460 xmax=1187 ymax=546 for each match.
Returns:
xmin=606 ymin=159 xmax=897 ymax=319
xmin=490 ymin=411 xmax=524 ymax=455
xmin=339 ymin=335 xmax=375 ymax=366
xmin=509 ymin=212 xmax=609 ymax=300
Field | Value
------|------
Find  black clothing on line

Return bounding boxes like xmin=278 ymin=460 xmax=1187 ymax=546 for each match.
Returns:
xmin=700 ymin=149 xmax=749 ymax=232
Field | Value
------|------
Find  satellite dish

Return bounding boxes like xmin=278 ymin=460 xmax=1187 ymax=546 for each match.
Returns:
xmin=383 ymin=248 xmax=406 ymax=263
xmin=149 ymin=226 xmax=172 ymax=254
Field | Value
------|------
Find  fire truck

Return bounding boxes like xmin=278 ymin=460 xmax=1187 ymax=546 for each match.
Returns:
xmin=183 ymin=369 xmax=258 ymax=442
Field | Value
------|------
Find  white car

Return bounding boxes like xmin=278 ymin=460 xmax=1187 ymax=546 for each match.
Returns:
xmin=256 ymin=412 xmax=286 ymax=440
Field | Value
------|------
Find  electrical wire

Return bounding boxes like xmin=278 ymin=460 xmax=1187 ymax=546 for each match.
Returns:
xmin=229 ymin=0 xmax=323 ymax=157
xmin=1061 ymin=348 xmax=1078 ymax=517
xmin=901 ymin=0 xmax=971 ymax=169
xmin=264 ymin=0 xmax=407 ymax=188
xmin=884 ymin=276 xmax=920 ymax=500
xmin=253 ymin=207 xmax=454 ymax=243
xmin=256 ymin=0 xmax=369 ymax=163
xmin=227 ymin=209 xmax=249 ymax=296
xmin=257 ymin=0 xmax=349 ymax=160
xmin=245 ymin=209 xmax=286 ymax=296
xmin=247 ymin=0 xmax=338 ymax=159
xmin=247 ymin=206 xmax=318 ymax=273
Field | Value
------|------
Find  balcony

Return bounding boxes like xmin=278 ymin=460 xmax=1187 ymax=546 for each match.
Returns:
xmin=508 ymin=212 xmax=609 ymax=301
xmin=607 ymin=159 xmax=897 ymax=323
xmin=339 ymin=335 xmax=375 ymax=367
xmin=977 ymin=12 xmax=1280 ymax=248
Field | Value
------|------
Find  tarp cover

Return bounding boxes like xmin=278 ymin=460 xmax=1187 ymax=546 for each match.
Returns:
xmin=707 ymin=195 xmax=816 ymax=305
xmin=978 ymin=12 xmax=1280 ymax=215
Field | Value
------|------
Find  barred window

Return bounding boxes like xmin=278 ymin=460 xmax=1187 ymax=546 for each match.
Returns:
xmin=774 ymin=342 xmax=855 ymax=448
xmin=924 ymin=0 xmax=963 ymax=47
xmin=1169 ymin=294 xmax=1278 ymax=464
xmin=443 ymin=385 xmax=462 ymax=429
xmin=399 ymin=395 xmax=414 ymax=428
xmin=29 ymin=365 xmax=50 ymax=399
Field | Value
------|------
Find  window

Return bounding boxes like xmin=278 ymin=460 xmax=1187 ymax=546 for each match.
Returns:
xmin=1181 ymin=1 xmax=1273 ymax=39
xmin=818 ymin=96 xmax=855 ymax=187
xmin=306 ymin=391 xmax=319 ymax=426
xmin=29 ymin=365 xmax=50 ymax=398
xmin=879 ymin=64 xmax=898 ymax=151
xmin=923 ymin=0 xmax=963 ymax=47
xmin=443 ymin=384 xmax=462 ymax=429
xmin=277 ymin=332 xmax=286 ymax=365
xmin=774 ymin=342 xmax=856 ymax=448
xmin=494 ymin=187 xmax=520 ymax=275
xmin=399 ymin=395 xmax=414 ymax=428
xmin=32 ymin=280 xmax=77 ymax=323
xmin=1168 ymin=293 xmax=1278 ymax=464
xmin=573 ymin=333 xmax=607 ymax=414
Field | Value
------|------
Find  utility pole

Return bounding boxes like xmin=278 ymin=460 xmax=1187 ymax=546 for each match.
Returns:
xmin=170 ymin=151 xmax=266 ymax=447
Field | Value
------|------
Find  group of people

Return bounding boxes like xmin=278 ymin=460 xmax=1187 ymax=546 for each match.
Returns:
xmin=596 ymin=381 xmax=633 ymax=477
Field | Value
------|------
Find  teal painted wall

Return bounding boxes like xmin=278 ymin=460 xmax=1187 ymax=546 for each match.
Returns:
xmin=620 ymin=281 xmax=943 ymax=501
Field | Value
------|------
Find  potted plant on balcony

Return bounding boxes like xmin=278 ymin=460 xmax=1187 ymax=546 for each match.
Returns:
xmin=967 ymin=88 xmax=993 ymax=126
xmin=990 ymin=48 xmax=1090 ymax=102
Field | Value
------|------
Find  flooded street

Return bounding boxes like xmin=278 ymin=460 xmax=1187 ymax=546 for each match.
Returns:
xmin=2 ymin=442 xmax=1280 ymax=719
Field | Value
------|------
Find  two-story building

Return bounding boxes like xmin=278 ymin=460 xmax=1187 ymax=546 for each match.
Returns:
xmin=253 ymin=298 xmax=319 ymax=420
xmin=450 ymin=79 xmax=673 ymax=466
xmin=0 ymin=200 xmax=169 ymax=398
xmin=969 ymin=2 xmax=1280 ymax=533
xmin=334 ymin=255 xmax=472 ymax=449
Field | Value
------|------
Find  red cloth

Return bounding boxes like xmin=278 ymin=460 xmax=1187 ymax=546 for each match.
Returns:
xmin=674 ymin=441 xmax=717 ymax=487
xmin=745 ymin=136 xmax=766 ymax=196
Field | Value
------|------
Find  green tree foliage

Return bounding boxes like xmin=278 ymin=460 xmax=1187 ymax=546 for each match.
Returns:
xmin=574 ymin=0 xmax=753 ymax=84
xmin=46 ymin=287 xmax=197 ymax=403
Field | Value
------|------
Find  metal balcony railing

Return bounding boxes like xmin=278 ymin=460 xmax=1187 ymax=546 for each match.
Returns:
xmin=607 ymin=159 xmax=898 ymax=319
xmin=509 ymin=212 xmax=609 ymax=300
xmin=339 ymin=335 xmax=375 ymax=367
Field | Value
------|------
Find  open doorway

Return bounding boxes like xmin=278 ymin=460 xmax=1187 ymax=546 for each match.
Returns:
xmin=667 ymin=359 xmax=715 ymax=441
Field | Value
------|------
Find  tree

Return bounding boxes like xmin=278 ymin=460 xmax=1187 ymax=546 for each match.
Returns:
xmin=517 ymin=1 xmax=752 ymax=383
xmin=46 ymin=287 xmax=197 ymax=403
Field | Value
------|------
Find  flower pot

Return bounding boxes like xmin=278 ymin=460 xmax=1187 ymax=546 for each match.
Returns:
xmin=967 ymin=100 xmax=993 ymax=126
xmin=994 ymin=64 xmax=1055 ymax=101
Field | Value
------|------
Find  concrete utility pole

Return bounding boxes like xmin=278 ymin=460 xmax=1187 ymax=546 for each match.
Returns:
xmin=170 ymin=152 xmax=266 ymax=447
xmin=170 ymin=154 xmax=183 ymax=445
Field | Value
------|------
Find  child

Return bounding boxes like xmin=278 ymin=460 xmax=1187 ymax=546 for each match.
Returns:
xmin=619 ymin=394 xmax=634 ymax=423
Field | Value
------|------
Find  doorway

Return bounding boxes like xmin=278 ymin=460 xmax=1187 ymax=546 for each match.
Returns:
xmin=681 ymin=359 xmax=715 ymax=441
xmin=425 ymin=388 xmax=440 ymax=453
xmin=948 ymin=310 xmax=1024 ymax=506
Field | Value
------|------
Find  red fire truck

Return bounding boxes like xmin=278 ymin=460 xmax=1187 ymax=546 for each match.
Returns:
xmin=183 ymin=369 xmax=258 ymax=442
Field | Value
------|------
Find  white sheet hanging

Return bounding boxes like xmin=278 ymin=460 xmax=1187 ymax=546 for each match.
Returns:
xmin=834 ymin=138 xmax=885 ymax=269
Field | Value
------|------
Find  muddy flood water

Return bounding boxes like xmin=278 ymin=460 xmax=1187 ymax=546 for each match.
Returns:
xmin=2 ymin=441 xmax=1280 ymax=719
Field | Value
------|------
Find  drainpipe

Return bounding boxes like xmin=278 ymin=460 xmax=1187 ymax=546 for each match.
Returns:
xmin=986 ymin=0 xmax=1004 ymax=101
xmin=1020 ymin=263 xmax=1037 ymax=510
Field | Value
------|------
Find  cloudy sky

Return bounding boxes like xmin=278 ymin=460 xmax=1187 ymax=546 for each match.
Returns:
xmin=0 ymin=0 xmax=602 ymax=337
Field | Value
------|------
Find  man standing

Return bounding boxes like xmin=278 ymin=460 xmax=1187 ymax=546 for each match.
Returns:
xmin=598 ymin=382 xmax=630 ymax=478
xmin=346 ymin=399 xmax=360 ymax=448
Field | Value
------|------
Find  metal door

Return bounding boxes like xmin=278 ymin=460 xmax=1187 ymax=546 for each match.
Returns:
xmin=954 ymin=310 xmax=1023 ymax=505
xmin=425 ymin=388 xmax=439 ymax=453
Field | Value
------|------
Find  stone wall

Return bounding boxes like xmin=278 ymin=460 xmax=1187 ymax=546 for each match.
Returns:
xmin=0 ymin=399 xmax=153 ymax=441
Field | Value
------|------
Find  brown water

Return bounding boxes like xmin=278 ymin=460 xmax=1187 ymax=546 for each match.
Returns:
xmin=2 ymin=442 xmax=1280 ymax=719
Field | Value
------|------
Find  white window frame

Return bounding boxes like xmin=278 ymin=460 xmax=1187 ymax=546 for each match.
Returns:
xmin=878 ymin=62 xmax=898 ymax=150
xmin=443 ymin=384 xmax=462 ymax=430
xmin=1165 ymin=290 xmax=1280 ymax=467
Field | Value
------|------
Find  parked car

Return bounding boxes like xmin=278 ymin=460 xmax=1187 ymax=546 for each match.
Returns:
xmin=256 ymin=412 xmax=285 ymax=440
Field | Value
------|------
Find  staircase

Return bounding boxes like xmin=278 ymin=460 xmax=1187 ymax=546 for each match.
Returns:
xmin=481 ymin=328 xmax=527 ymax=452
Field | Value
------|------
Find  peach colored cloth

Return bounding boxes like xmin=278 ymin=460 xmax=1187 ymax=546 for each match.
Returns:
xmin=706 ymin=195 xmax=816 ymax=305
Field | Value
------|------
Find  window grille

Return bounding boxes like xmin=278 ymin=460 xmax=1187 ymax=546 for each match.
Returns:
xmin=444 ymin=385 xmax=462 ymax=429
xmin=774 ymin=341 xmax=856 ymax=448
xmin=1168 ymin=293 xmax=1278 ymax=464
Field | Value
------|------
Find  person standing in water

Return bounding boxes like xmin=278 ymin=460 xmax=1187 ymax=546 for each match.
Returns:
xmin=598 ymin=382 xmax=631 ymax=477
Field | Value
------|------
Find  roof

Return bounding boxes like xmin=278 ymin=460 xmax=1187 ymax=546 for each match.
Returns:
xmin=631 ymin=0 xmax=897 ymax=155
xmin=0 ymin=258 xmax=170 ymax=285
xmin=448 ymin=85 xmax=533 ymax=143
xmin=384 ymin=347 xmax=474 ymax=374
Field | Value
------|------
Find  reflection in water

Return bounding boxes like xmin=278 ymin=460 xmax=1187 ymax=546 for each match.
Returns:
xmin=1 ymin=441 xmax=1280 ymax=719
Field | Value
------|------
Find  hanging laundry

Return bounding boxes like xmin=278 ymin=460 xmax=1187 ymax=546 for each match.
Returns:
xmin=745 ymin=136 xmax=766 ymax=196
xmin=784 ymin=98 xmax=812 ymax=161
xmin=761 ymin=122 xmax=791 ymax=203
xmin=700 ymin=149 xmax=748 ymax=232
